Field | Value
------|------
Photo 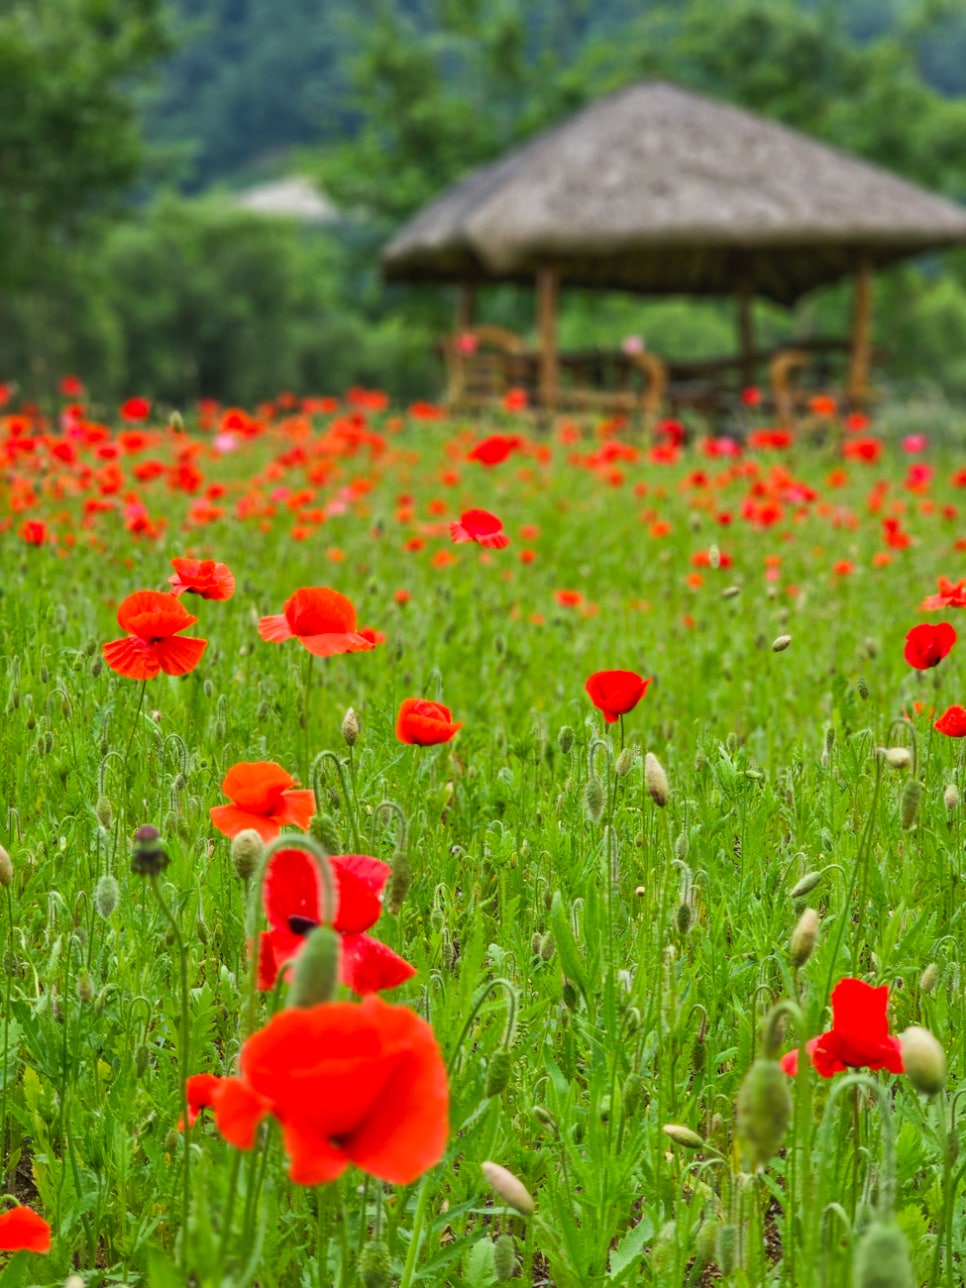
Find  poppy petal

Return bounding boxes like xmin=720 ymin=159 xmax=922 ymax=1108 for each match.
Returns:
xmin=183 ymin=1072 xmax=224 ymax=1127
xmin=211 ymin=1078 xmax=274 ymax=1150
xmin=0 ymin=1207 xmax=51 ymax=1254
xmin=210 ymin=804 xmax=281 ymax=842
xmin=117 ymin=589 xmax=197 ymax=637
xmin=222 ymin=762 xmax=297 ymax=811
xmin=341 ymin=933 xmax=416 ymax=995
xmin=264 ymin=849 xmax=323 ymax=932
xmin=154 ymin=635 xmax=207 ymax=676
xmin=280 ymin=1119 xmax=350 ymax=1185
xmin=477 ymin=532 xmax=510 ymax=549
xmin=102 ymin=636 xmax=161 ymax=680
xmin=274 ymin=789 xmax=318 ymax=830
xmin=449 ymin=522 xmax=472 ymax=543
xmin=258 ymin=614 xmax=295 ymax=643
xmin=297 ymin=632 xmax=376 ymax=657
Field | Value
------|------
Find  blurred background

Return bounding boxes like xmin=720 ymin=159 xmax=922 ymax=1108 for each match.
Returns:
xmin=3 ymin=0 xmax=966 ymax=406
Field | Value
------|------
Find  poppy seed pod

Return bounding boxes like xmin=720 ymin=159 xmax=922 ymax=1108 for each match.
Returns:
xmin=493 ymin=1233 xmax=517 ymax=1282
xmin=920 ymin=962 xmax=939 ymax=995
xmin=645 ymin=753 xmax=670 ymax=806
xmin=131 ymin=825 xmax=169 ymax=877
xmin=736 ymin=1058 xmax=792 ymax=1169
xmin=230 ymin=829 xmax=264 ymax=882
xmin=852 ymin=1222 xmax=914 ymax=1288
xmin=0 ymin=845 xmax=12 ymax=888
xmin=583 ymin=775 xmax=604 ymax=823
xmin=899 ymin=1026 xmax=946 ymax=1097
xmin=287 ymin=926 xmax=342 ymax=1009
xmin=900 ymin=779 xmax=923 ymax=830
xmin=358 ymin=1239 xmax=391 ymax=1288
xmin=481 ymin=1161 xmax=535 ymax=1216
xmin=789 ymin=907 xmax=820 ymax=968
xmin=342 ymin=707 xmax=359 ymax=747
xmin=944 ymin=783 xmax=960 ymax=811
xmin=94 ymin=874 xmax=119 ymax=919
xmin=716 ymin=1225 xmax=738 ymax=1276
xmin=772 ymin=634 xmax=792 ymax=652
xmin=558 ymin=725 xmax=575 ymax=755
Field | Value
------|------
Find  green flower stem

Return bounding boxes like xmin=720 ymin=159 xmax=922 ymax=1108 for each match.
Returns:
xmin=311 ymin=750 xmax=361 ymax=852
xmin=148 ymin=873 xmax=192 ymax=1274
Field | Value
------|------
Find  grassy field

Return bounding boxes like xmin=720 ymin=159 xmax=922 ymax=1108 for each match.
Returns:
xmin=1 ymin=391 xmax=965 ymax=1286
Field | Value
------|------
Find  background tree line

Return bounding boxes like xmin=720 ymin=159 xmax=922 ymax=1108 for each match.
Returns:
xmin=3 ymin=0 xmax=966 ymax=406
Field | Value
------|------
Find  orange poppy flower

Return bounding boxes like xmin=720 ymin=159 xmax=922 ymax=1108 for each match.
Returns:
xmin=396 ymin=698 xmax=462 ymax=746
xmin=258 ymin=588 xmax=376 ymax=657
xmin=184 ymin=996 xmax=448 ymax=1186
xmin=210 ymin=761 xmax=315 ymax=841
xmin=102 ymin=591 xmax=207 ymax=680
xmin=0 ymin=1206 xmax=51 ymax=1253
xmin=168 ymin=557 xmax=235 ymax=600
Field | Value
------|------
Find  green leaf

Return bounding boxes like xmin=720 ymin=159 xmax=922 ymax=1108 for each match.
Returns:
xmin=608 ymin=1214 xmax=655 ymax=1281
xmin=0 ymin=1253 xmax=30 ymax=1288
xmin=550 ymin=891 xmax=587 ymax=1000
xmin=463 ymin=1237 xmax=497 ymax=1288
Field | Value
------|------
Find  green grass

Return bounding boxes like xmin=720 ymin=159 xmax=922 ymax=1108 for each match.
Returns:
xmin=1 ymin=402 xmax=965 ymax=1285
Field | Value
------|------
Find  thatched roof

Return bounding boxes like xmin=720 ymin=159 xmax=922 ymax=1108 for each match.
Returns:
xmin=383 ymin=81 xmax=966 ymax=304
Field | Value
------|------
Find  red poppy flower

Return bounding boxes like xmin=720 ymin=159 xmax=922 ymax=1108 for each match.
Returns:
xmin=585 ymin=670 xmax=652 ymax=723
xmin=935 ymin=706 xmax=966 ymax=738
xmin=19 ymin=520 xmax=47 ymax=546
xmin=450 ymin=509 xmax=510 ymax=549
xmin=184 ymin=996 xmax=448 ymax=1185
xmin=0 ymin=1206 xmax=51 ymax=1253
xmin=168 ymin=557 xmax=236 ymax=600
xmin=922 ymin=577 xmax=966 ymax=611
xmin=210 ymin=762 xmax=315 ymax=841
xmin=904 ymin=622 xmax=956 ymax=670
xmin=780 ymin=978 xmax=903 ymax=1078
xmin=396 ymin=698 xmax=462 ymax=746
xmin=120 ymin=396 xmax=151 ymax=422
xmin=102 ymin=591 xmax=207 ymax=680
xmin=359 ymin=626 xmax=386 ymax=645
xmin=467 ymin=435 xmax=522 ymax=466
xmin=259 ymin=587 xmax=376 ymax=657
xmin=257 ymin=848 xmax=414 ymax=995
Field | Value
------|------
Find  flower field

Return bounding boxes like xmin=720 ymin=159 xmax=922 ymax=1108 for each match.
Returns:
xmin=3 ymin=387 xmax=966 ymax=1286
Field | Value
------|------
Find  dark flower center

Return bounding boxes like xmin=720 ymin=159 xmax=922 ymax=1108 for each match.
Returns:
xmin=288 ymin=914 xmax=318 ymax=936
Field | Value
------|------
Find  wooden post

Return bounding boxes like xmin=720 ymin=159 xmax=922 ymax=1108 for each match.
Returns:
xmin=537 ymin=267 xmax=559 ymax=412
xmin=454 ymin=283 xmax=475 ymax=335
xmin=848 ymin=256 xmax=873 ymax=407
xmin=736 ymin=279 xmax=755 ymax=391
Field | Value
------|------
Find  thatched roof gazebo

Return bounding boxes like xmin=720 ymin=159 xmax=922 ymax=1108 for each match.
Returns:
xmin=383 ymin=80 xmax=966 ymax=410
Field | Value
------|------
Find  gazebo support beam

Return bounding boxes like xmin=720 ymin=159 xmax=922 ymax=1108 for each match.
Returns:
xmin=537 ymin=267 xmax=559 ymax=412
xmin=454 ymin=283 xmax=475 ymax=335
xmin=736 ymin=279 xmax=755 ymax=391
xmin=848 ymin=256 xmax=873 ymax=407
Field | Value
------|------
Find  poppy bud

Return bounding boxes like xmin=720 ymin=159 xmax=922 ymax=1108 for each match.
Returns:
xmin=920 ymin=962 xmax=939 ymax=995
xmin=645 ymin=753 xmax=669 ymax=806
xmin=164 ymin=1128 xmax=180 ymax=1155
xmin=790 ymin=871 xmax=821 ymax=899
xmin=674 ymin=830 xmax=689 ymax=861
xmin=482 ymin=1161 xmax=535 ymax=1216
xmin=358 ymin=1239 xmax=391 ymax=1288
xmin=66 ymin=1276 xmax=85 ymax=1288
xmin=169 ymin=410 xmax=184 ymax=431
xmin=857 ymin=676 xmax=870 ymax=700
xmin=76 ymin=969 xmax=94 ymax=1004
xmin=131 ymin=825 xmax=169 ymax=877
xmin=230 ymin=829 xmax=264 ymax=882
xmin=532 ymin=1105 xmax=558 ymax=1135
xmin=716 ymin=1225 xmax=738 ymax=1276
xmin=485 ymin=1050 xmax=513 ymax=1098
xmin=0 ymin=845 xmax=12 ymax=888
xmin=944 ymin=784 xmax=960 ymax=811
xmin=615 ymin=747 xmax=634 ymax=777
xmin=561 ymin=980 xmax=579 ymax=1010
xmin=203 ymin=679 xmax=214 ymax=699
xmin=695 ymin=1218 xmax=718 ymax=1267
xmin=557 ymin=725 xmax=574 ymax=755
xmin=442 ymin=932 xmax=456 ymax=971
xmin=708 ymin=544 xmax=720 ymax=569
xmin=583 ymin=775 xmax=604 ymax=823
xmin=662 ymin=1123 xmax=704 ymax=1150
xmin=853 ymin=1222 xmax=914 ymax=1288
xmin=676 ymin=903 xmax=692 ymax=935
xmin=880 ymin=747 xmax=912 ymax=769
xmin=539 ymin=933 xmax=555 ymax=962
xmin=342 ymin=707 xmax=359 ymax=747
xmin=772 ymin=634 xmax=792 ymax=652
xmin=736 ymin=1059 xmax=792 ymax=1169
xmin=287 ymin=925 xmax=341 ymax=1008
xmin=722 ymin=585 xmax=741 ymax=599
xmin=94 ymin=874 xmax=119 ymax=919
xmin=135 ymin=1045 xmax=149 ymax=1076
xmin=387 ymin=850 xmax=411 ymax=915
xmin=622 ymin=1074 xmax=642 ymax=1118
xmin=493 ymin=1233 xmax=517 ymax=1282
xmin=789 ymin=907 xmax=819 ymax=967
xmin=899 ymin=1026 xmax=946 ymax=1097
xmin=95 ymin=794 xmax=113 ymax=830
xmin=309 ymin=812 xmax=341 ymax=855
xmin=900 ymin=779 xmax=923 ymax=830
xmin=90 ymin=655 xmax=103 ymax=678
